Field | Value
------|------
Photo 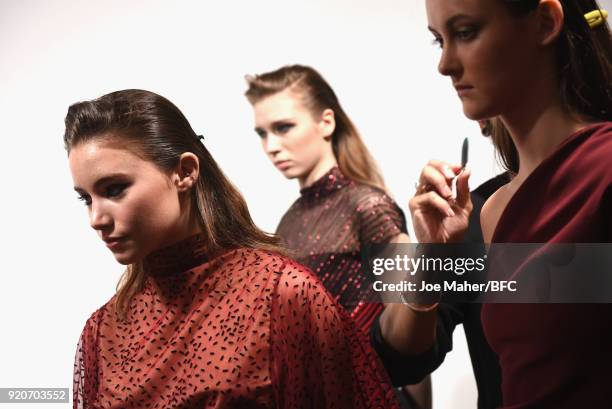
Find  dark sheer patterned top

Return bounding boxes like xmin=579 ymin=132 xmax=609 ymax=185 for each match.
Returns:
xmin=276 ymin=166 xmax=407 ymax=333
xmin=73 ymin=233 xmax=401 ymax=409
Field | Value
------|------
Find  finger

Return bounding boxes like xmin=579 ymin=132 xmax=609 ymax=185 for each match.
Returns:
xmin=410 ymin=191 xmax=456 ymax=218
xmin=425 ymin=160 xmax=462 ymax=179
xmin=455 ymin=167 xmax=472 ymax=208
xmin=419 ymin=165 xmax=453 ymax=198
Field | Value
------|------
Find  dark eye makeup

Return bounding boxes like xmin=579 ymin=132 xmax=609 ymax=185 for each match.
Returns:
xmin=275 ymin=123 xmax=294 ymax=134
xmin=75 ymin=182 xmax=129 ymax=207
xmin=77 ymin=194 xmax=92 ymax=206
xmin=106 ymin=183 xmax=128 ymax=198
xmin=454 ymin=25 xmax=479 ymax=41
xmin=429 ymin=20 xmax=482 ymax=49
xmin=255 ymin=128 xmax=266 ymax=139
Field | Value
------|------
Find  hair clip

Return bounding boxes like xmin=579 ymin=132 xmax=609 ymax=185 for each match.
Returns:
xmin=197 ymin=134 xmax=205 ymax=142
xmin=585 ymin=9 xmax=608 ymax=29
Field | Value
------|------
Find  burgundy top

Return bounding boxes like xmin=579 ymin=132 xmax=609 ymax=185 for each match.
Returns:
xmin=73 ymin=234 xmax=401 ymax=409
xmin=482 ymin=122 xmax=612 ymax=408
xmin=276 ymin=167 xmax=407 ymax=333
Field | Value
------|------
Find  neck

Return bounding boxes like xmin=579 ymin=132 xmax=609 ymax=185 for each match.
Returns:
xmin=298 ymin=154 xmax=338 ymax=189
xmin=168 ymin=195 xmax=204 ymax=244
xmin=500 ymin=81 xmax=589 ymax=183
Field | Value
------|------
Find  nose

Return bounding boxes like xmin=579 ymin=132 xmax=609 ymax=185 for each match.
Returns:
xmin=89 ymin=200 xmax=113 ymax=232
xmin=263 ymin=133 xmax=282 ymax=157
xmin=437 ymin=43 xmax=461 ymax=77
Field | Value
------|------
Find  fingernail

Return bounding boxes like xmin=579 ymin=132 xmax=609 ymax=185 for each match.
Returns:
xmin=443 ymin=166 xmax=455 ymax=179
xmin=447 ymin=209 xmax=455 ymax=217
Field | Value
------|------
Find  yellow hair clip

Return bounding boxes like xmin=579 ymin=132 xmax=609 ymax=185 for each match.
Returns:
xmin=584 ymin=9 xmax=608 ymax=29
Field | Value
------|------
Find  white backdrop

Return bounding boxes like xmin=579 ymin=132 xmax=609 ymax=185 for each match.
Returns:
xmin=3 ymin=1 xmax=608 ymax=408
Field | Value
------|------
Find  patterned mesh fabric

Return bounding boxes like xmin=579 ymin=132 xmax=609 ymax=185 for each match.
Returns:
xmin=276 ymin=166 xmax=407 ymax=333
xmin=73 ymin=233 xmax=400 ymax=408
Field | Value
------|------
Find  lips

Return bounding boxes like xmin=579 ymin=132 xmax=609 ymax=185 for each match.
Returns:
xmin=274 ymin=160 xmax=291 ymax=170
xmin=103 ymin=236 xmax=126 ymax=250
xmin=454 ymin=84 xmax=474 ymax=96
xmin=453 ymin=83 xmax=473 ymax=91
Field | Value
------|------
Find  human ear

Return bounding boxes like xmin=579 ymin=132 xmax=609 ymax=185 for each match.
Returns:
xmin=537 ymin=0 xmax=564 ymax=46
xmin=175 ymin=152 xmax=200 ymax=192
xmin=319 ymin=108 xmax=336 ymax=140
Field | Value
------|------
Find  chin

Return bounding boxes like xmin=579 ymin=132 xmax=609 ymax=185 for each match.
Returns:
xmin=112 ymin=251 xmax=138 ymax=265
xmin=281 ymin=168 xmax=302 ymax=180
xmin=462 ymin=102 xmax=497 ymax=122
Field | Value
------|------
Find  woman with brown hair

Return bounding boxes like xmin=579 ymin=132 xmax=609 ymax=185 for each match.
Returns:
xmin=245 ymin=65 xmax=409 ymax=331
xmin=67 ymin=89 xmax=401 ymax=409
xmin=379 ymin=1 xmax=612 ymax=408
xmin=245 ymin=65 xmax=430 ymax=409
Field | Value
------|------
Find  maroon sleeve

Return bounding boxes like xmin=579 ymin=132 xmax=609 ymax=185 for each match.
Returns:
xmin=270 ymin=259 xmax=400 ymax=409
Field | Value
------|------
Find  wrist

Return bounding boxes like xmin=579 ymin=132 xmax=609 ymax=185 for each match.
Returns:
xmin=400 ymin=292 xmax=439 ymax=312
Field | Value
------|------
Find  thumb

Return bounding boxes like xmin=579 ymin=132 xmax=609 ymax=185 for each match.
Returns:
xmin=456 ymin=167 xmax=471 ymax=208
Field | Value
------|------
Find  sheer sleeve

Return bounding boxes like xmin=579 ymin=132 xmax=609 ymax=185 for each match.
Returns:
xmin=356 ymin=190 xmax=407 ymax=245
xmin=270 ymin=260 xmax=400 ymax=409
xmin=73 ymin=308 xmax=103 ymax=409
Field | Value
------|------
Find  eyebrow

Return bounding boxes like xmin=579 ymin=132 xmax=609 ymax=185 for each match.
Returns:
xmin=428 ymin=14 xmax=475 ymax=33
xmin=74 ymin=172 xmax=130 ymax=193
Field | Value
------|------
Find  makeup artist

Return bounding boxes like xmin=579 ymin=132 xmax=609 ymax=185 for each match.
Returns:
xmin=370 ymin=121 xmax=509 ymax=409
xmin=373 ymin=1 xmax=612 ymax=408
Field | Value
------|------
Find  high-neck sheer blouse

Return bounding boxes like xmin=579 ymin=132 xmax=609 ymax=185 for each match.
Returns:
xmin=73 ymin=233 xmax=400 ymax=409
xmin=276 ymin=167 xmax=407 ymax=332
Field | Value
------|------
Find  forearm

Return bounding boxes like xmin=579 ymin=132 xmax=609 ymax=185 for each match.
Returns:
xmin=378 ymin=303 xmax=437 ymax=355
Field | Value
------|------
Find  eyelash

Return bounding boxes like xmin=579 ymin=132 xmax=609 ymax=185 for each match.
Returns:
xmin=275 ymin=123 xmax=293 ymax=134
xmin=77 ymin=195 xmax=91 ymax=206
xmin=106 ymin=184 xmax=127 ymax=198
xmin=431 ymin=27 xmax=478 ymax=49
xmin=456 ymin=27 xmax=477 ymax=41
xmin=255 ymin=123 xmax=293 ymax=139
xmin=76 ymin=184 xmax=128 ymax=206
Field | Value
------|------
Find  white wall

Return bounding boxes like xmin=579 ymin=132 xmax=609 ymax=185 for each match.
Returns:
xmin=2 ymin=1 xmax=608 ymax=408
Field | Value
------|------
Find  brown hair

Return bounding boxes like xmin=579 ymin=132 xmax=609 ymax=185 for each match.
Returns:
xmin=245 ymin=65 xmax=386 ymax=190
xmin=64 ymin=89 xmax=282 ymax=318
xmin=492 ymin=0 xmax=612 ymax=174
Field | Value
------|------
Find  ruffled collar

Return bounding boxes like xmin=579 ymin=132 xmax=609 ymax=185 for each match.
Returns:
xmin=143 ymin=233 xmax=211 ymax=277
xmin=299 ymin=166 xmax=352 ymax=199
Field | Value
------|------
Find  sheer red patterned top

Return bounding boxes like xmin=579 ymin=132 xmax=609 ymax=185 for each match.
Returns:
xmin=276 ymin=166 xmax=407 ymax=333
xmin=73 ymin=233 xmax=401 ymax=408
